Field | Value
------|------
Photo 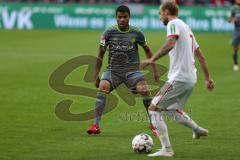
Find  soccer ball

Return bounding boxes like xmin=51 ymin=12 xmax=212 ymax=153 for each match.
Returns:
xmin=131 ymin=133 xmax=154 ymax=153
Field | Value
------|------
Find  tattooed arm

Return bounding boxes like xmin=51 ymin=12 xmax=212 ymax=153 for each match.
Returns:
xmin=151 ymin=36 xmax=177 ymax=62
xmin=141 ymin=36 xmax=177 ymax=68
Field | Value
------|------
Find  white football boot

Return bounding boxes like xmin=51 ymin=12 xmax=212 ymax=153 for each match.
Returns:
xmin=193 ymin=127 xmax=208 ymax=139
xmin=148 ymin=149 xmax=174 ymax=157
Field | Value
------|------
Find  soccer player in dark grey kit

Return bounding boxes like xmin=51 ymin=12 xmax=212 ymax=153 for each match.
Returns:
xmin=229 ymin=0 xmax=240 ymax=71
xmin=87 ymin=5 xmax=159 ymax=134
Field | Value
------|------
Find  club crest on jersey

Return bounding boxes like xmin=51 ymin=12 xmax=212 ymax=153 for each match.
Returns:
xmin=100 ymin=35 xmax=105 ymax=45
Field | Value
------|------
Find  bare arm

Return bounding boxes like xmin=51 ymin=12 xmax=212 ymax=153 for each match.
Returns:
xmin=142 ymin=45 xmax=159 ymax=81
xmin=94 ymin=45 xmax=106 ymax=87
xmin=141 ymin=37 xmax=177 ymax=69
xmin=195 ymin=48 xmax=215 ymax=91
xmin=195 ymin=48 xmax=210 ymax=80
xmin=151 ymin=36 xmax=177 ymax=62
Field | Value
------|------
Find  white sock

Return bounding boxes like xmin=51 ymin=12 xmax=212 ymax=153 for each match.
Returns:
xmin=149 ymin=111 xmax=172 ymax=151
xmin=167 ymin=109 xmax=198 ymax=130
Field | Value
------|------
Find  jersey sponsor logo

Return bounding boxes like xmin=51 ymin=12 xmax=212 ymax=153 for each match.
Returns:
xmin=108 ymin=41 xmax=134 ymax=51
xmin=113 ymin=37 xmax=118 ymax=41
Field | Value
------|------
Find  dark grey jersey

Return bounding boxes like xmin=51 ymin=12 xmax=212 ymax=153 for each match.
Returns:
xmin=231 ymin=4 xmax=240 ymax=31
xmin=100 ymin=25 xmax=147 ymax=71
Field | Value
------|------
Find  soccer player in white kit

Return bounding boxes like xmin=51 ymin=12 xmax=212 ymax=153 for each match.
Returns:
xmin=142 ymin=2 xmax=215 ymax=157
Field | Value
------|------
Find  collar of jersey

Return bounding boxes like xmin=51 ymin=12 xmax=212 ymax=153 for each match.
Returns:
xmin=116 ymin=25 xmax=131 ymax=33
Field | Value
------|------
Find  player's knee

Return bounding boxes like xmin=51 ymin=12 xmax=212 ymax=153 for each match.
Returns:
xmin=136 ymin=82 xmax=149 ymax=96
xmin=99 ymin=81 xmax=111 ymax=93
xmin=99 ymin=86 xmax=110 ymax=94
xmin=140 ymin=90 xmax=149 ymax=96
xmin=148 ymin=104 xmax=157 ymax=111
xmin=138 ymin=87 xmax=149 ymax=96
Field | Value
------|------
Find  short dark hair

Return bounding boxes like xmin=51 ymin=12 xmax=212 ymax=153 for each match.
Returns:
xmin=161 ymin=2 xmax=178 ymax=16
xmin=116 ymin=5 xmax=130 ymax=16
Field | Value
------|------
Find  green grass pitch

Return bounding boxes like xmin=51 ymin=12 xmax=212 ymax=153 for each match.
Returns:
xmin=0 ymin=29 xmax=240 ymax=160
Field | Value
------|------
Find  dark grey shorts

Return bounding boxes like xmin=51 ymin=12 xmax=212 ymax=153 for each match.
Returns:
xmin=100 ymin=69 xmax=145 ymax=93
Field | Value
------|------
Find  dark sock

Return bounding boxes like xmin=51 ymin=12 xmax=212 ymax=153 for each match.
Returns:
xmin=233 ymin=53 xmax=238 ymax=65
xmin=143 ymin=97 xmax=152 ymax=123
xmin=94 ymin=92 xmax=107 ymax=125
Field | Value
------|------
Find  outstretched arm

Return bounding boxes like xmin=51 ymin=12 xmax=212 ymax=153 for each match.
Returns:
xmin=142 ymin=45 xmax=159 ymax=81
xmin=195 ymin=48 xmax=215 ymax=91
xmin=141 ymin=37 xmax=177 ymax=68
xmin=94 ymin=45 xmax=106 ymax=88
xmin=151 ymin=36 xmax=177 ymax=62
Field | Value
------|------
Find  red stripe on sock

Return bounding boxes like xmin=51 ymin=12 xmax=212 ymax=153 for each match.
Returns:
xmin=176 ymin=108 xmax=183 ymax=116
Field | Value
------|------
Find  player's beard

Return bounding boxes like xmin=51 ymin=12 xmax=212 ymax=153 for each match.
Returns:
xmin=163 ymin=19 xmax=169 ymax=26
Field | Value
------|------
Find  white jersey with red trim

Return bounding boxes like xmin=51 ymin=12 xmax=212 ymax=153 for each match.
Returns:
xmin=166 ymin=18 xmax=199 ymax=83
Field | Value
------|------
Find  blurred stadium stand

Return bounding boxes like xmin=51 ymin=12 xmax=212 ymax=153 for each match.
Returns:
xmin=1 ymin=0 xmax=235 ymax=6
